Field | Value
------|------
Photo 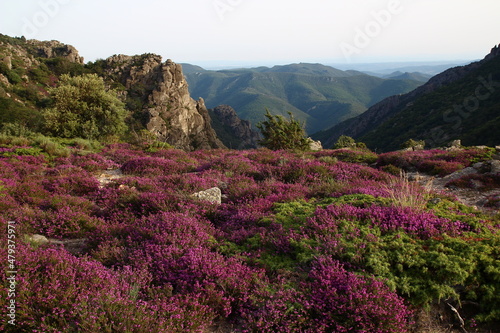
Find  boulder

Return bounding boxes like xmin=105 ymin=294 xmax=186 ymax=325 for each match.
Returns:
xmin=447 ymin=139 xmax=462 ymax=150
xmin=192 ymin=187 xmax=222 ymax=204
xmin=444 ymin=167 xmax=477 ymax=181
xmin=26 ymin=234 xmax=49 ymax=245
xmin=307 ymin=138 xmax=323 ymax=151
xmin=490 ymin=160 xmax=500 ymax=174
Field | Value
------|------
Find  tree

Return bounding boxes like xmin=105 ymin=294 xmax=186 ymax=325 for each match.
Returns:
xmin=333 ymin=135 xmax=356 ymax=149
xmin=256 ymin=109 xmax=310 ymax=150
xmin=43 ymin=74 xmax=127 ymax=140
xmin=401 ymin=139 xmax=425 ymax=151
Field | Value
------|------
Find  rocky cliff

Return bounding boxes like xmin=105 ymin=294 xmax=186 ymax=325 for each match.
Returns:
xmin=209 ymin=105 xmax=260 ymax=149
xmin=102 ymin=54 xmax=225 ymax=150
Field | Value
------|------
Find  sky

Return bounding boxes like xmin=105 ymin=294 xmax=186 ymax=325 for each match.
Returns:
xmin=1 ymin=0 xmax=499 ymax=68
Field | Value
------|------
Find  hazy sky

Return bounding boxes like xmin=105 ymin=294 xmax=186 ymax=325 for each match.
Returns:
xmin=1 ymin=0 xmax=499 ymax=67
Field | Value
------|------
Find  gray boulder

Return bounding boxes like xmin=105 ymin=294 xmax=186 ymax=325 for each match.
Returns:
xmin=192 ymin=187 xmax=222 ymax=204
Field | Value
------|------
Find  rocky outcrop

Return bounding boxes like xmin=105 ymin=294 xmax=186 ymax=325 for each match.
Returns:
xmin=28 ymin=39 xmax=84 ymax=64
xmin=0 ymin=36 xmax=84 ymax=70
xmin=209 ymin=105 xmax=260 ymax=149
xmin=103 ymin=54 xmax=225 ymax=150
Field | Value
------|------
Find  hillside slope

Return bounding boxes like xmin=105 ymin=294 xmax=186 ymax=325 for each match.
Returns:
xmin=184 ymin=64 xmax=423 ymax=134
xmin=0 ymin=34 xmax=225 ymax=150
xmin=314 ymin=45 xmax=500 ymax=151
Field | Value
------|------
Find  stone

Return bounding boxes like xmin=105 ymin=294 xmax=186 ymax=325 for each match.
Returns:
xmin=490 ymin=160 xmax=500 ymax=174
xmin=2 ymin=55 xmax=12 ymax=70
xmin=472 ymin=162 xmax=484 ymax=170
xmin=307 ymin=138 xmax=323 ymax=151
xmin=0 ymin=73 xmax=10 ymax=87
xmin=444 ymin=167 xmax=477 ymax=181
xmin=447 ymin=139 xmax=462 ymax=150
xmin=192 ymin=187 xmax=222 ymax=204
xmin=26 ymin=234 xmax=49 ymax=245
xmin=209 ymin=105 xmax=260 ymax=149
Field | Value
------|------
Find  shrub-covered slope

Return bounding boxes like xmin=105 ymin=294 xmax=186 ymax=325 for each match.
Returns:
xmin=315 ymin=45 xmax=500 ymax=151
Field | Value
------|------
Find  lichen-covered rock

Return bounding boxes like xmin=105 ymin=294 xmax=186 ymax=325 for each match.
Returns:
xmin=192 ymin=187 xmax=222 ymax=204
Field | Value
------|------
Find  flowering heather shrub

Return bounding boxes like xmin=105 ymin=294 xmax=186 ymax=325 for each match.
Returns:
xmin=239 ymin=278 xmax=312 ymax=333
xmin=305 ymin=257 xmax=412 ymax=332
xmin=101 ymin=144 xmax=147 ymax=164
xmin=417 ymin=159 xmax=465 ymax=176
xmin=0 ymin=244 xmax=215 ymax=332
xmin=377 ymin=147 xmax=495 ymax=176
xmin=310 ymin=203 xmax=467 ymax=239
xmin=121 ymin=156 xmax=196 ymax=176
xmin=1 ymin=143 xmax=499 ymax=331
xmin=69 ymin=153 xmax=120 ymax=172
xmin=314 ymin=148 xmax=379 ymax=164
xmin=13 ymin=196 xmax=102 ymax=238
xmin=446 ymin=173 xmax=500 ymax=191
xmin=43 ymin=164 xmax=100 ymax=196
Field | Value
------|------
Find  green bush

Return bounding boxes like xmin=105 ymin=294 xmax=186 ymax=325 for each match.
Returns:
xmin=257 ymin=109 xmax=310 ymax=151
xmin=43 ymin=74 xmax=128 ymax=140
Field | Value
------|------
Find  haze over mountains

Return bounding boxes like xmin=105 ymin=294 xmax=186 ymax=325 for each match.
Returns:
xmin=183 ymin=62 xmax=425 ymax=134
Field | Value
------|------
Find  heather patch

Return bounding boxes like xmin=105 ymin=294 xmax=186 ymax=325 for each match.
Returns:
xmin=0 ymin=144 xmax=499 ymax=332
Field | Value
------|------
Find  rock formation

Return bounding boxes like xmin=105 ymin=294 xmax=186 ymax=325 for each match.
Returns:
xmin=209 ymin=105 xmax=260 ymax=149
xmin=28 ymin=39 xmax=84 ymax=64
xmin=103 ymin=54 xmax=225 ymax=150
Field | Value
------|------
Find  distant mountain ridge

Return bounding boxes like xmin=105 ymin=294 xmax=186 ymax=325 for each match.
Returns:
xmin=183 ymin=63 xmax=423 ymax=134
xmin=314 ymin=44 xmax=500 ymax=151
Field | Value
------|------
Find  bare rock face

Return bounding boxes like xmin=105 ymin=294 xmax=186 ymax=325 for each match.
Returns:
xmin=209 ymin=105 xmax=260 ymax=149
xmin=104 ymin=55 xmax=225 ymax=150
xmin=28 ymin=40 xmax=84 ymax=64
xmin=0 ymin=37 xmax=84 ymax=76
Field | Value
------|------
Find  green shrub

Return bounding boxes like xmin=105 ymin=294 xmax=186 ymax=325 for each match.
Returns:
xmin=257 ymin=109 xmax=310 ymax=151
xmin=43 ymin=74 xmax=128 ymax=140
xmin=333 ymin=135 xmax=356 ymax=149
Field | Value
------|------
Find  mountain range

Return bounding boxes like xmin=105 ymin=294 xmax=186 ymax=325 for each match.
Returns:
xmin=313 ymin=44 xmax=500 ymax=151
xmin=1 ymin=32 xmax=498 ymax=152
xmin=182 ymin=63 xmax=424 ymax=134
